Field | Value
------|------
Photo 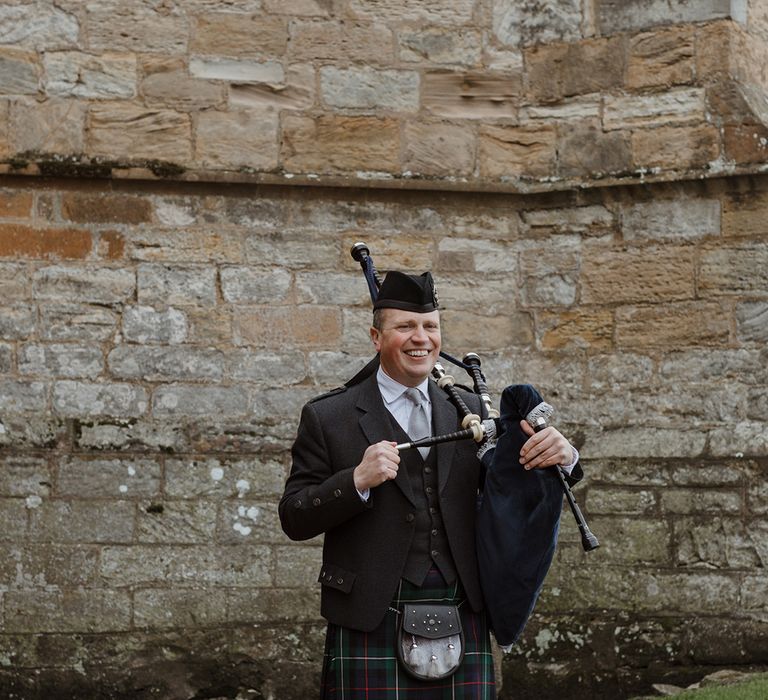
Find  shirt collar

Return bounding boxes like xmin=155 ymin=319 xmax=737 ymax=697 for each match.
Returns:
xmin=376 ymin=366 xmax=431 ymax=406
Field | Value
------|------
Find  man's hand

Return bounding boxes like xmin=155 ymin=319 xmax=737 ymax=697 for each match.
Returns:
xmin=519 ymin=420 xmax=573 ymax=470
xmin=353 ymin=441 xmax=400 ymax=491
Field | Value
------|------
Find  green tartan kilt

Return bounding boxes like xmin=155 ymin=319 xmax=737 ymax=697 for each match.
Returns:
xmin=321 ymin=568 xmax=496 ymax=699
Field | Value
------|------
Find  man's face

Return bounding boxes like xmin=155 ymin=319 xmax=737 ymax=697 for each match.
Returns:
xmin=370 ymin=308 xmax=441 ymax=387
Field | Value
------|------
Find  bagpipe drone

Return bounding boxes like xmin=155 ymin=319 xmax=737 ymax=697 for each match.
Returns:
xmin=349 ymin=242 xmax=598 ymax=647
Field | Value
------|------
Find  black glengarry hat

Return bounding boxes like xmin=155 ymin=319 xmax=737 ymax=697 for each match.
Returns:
xmin=373 ymin=271 xmax=439 ymax=313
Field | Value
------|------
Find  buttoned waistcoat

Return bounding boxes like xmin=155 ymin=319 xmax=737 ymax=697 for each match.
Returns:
xmin=278 ymin=372 xmax=484 ymax=632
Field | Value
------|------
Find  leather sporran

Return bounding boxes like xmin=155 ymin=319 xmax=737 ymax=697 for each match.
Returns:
xmin=397 ymin=603 xmax=464 ymax=681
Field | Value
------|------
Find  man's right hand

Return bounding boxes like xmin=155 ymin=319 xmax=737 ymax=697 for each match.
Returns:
xmin=353 ymin=441 xmax=400 ymax=491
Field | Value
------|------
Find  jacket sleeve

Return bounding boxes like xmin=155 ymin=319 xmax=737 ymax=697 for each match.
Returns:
xmin=278 ymin=401 xmax=371 ymax=541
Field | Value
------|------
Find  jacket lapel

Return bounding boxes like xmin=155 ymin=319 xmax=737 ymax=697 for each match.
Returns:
xmin=429 ymin=379 xmax=460 ymax=495
xmin=356 ymin=374 xmax=417 ymax=507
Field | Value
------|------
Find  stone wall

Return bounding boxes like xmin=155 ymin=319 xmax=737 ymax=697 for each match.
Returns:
xmin=2 ymin=1 xmax=768 ymax=699
xmin=0 ymin=173 xmax=766 ymax=698
xmin=2 ymin=1 xmax=768 ymax=191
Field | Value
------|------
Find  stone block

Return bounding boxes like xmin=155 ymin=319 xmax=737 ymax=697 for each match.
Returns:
xmin=519 ymin=237 xmax=580 ymax=307
xmin=10 ymin=543 xmax=101 ymax=587
xmin=263 ymin=0 xmax=331 ymax=15
xmin=479 ymin=124 xmax=556 ymax=179
xmin=0 ymin=303 xmax=35 ymax=340
xmin=596 ymin=0 xmax=733 ymax=35
xmin=538 ymin=309 xmax=614 ymax=350
xmin=226 ymin=586 xmax=321 ymax=624
xmin=275 ymin=544 xmax=323 ymax=587
xmin=122 ymin=306 xmax=188 ymax=344
xmin=699 ymin=243 xmax=768 ymax=295
xmin=615 ymin=301 xmax=730 ymax=348
xmin=0 ymin=379 xmax=47 ymax=412
xmin=0 ymin=342 xmax=10 ymax=373
xmin=44 ymin=51 xmax=137 ymax=98
xmin=493 ymin=0 xmax=582 ymax=46
xmin=523 ymin=205 xmax=615 ymax=236
xmin=228 ymin=349 xmax=306 ymax=385
xmin=398 ymin=28 xmax=481 ymax=66
xmin=61 ymin=193 xmax=152 ymax=225
xmin=604 ymin=88 xmax=706 ymax=130
xmin=74 ymin=417 xmax=187 ymax=453
xmin=218 ymin=500 xmax=284 ymax=543
xmin=288 ymin=20 xmax=395 ymax=63
xmin=307 ymin=351 xmax=374 ymax=386
xmin=586 ymin=354 xmax=650 ymax=391
xmin=137 ymin=501 xmax=219 ymax=544
xmin=281 ymin=115 xmax=400 ymax=173
xmin=153 ymin=384 xmax=250 ymax=417
xmin=4 ymin=589 xmax=131 ymax=633
xmin=134 ymin=588 xmax=227 ymax=629
xmin=722 ymin=188 xmax=768 ymax=237
xmin=100 ymin=544 xmax=273 ymax=586
xmin=557 ymin=120 xmax=631 ymax=177
xmin=40 ymin=304 xmax=119 ymax=342
xmin=587 ymin=487 xmax=658 ymax=515
xmin=107 ymin=346 xmax=225 ymax=382
xmin=166 ymin=456 xmax=286 ymax=499
xmin=9 ymin=97 xmax=87 ymax=155
xmin=659 ymin=348 xmax=766 ymax=383
xmin=195 ymin=109 xmax=279 ymax=170
xmin=142 ymin=69 xmax=224 ymax=111
xmin=192 ymin=13 xmax=287 ymax=57
xmin=84 ymin=1 xmax=188 ymax=53
xmin=348 ymin=0 xmax=475 ymax=24
xmin=137 ymin=264 xmax=217 ymax=306
xmin=295 ymin=272 xmax=369 ymax=306
xmin=57 ymin=457 xmax=161 ymax=498
xmin=33 ymin=265 xmax=135 ymax=304
xmin=723 ymin=122 xmax=768 ymax=165
xmin=661 ymin=488 xmax=742 ymax=514
xmin=627 ymin=26 xmax=695 ymax=89
xmin=0 ymin=456 xmax=51 ymax=497
xmin=320 ymin=66 xmax=419 ymax=111
xmin=53 ymin=380 xmax=149 ymax=418
xmin=186 ymin=308 xmax=233 ymax=345
xmin=709 ymin=421 xmax=768 ymax=457
xmin=221 ymin=267 xmax=291 ymax=304
xmin=631 ymin=124 xmax=720 ymax=170
xmin=423 ymin=71 xmax=521 ymax=119
xmin=125 ymin=227 xmax=245 ymax=264
xmin=431 ymin=273 xmax=522 ymax=315
xmin=230 ymin=63 xmax=316 ymax=111
xmin=19 ymin=344 xmax=103 ymax=379
xmin=589 ymin=517 xmax=671 ymax=564
xmin=29 ymin=500 xmax=135 ymax=543
xmin=234 ymin=306 xmax=341 ymax=348
xmin=0 ymin=4 xmax=78 ymax=49
xmin=0 ymin=49 xmax=40 ymax=94
xmin=402 ymin=121 xmax=475 ymax=176
xmin=581 ymin=246 xmax=695 ymax=304
xmin=736 ymin=301 xmax=768 ymax=343
xmin=189 ymin=56 xmax=283 ymax=84
xmin=0 ymin=415 xmax=68 ymax=451
xmin=622 ymin=197 xmax=720 ymax=241
xmin=0 ymin=263 xmax=29 ymax=299
xmin=244 ymin=231 xmax=337 ymax=270
xmin=250 ymin=387 xmax=317 ymax=423
xmin=0 ymin=224 xmax=91 ymax=260
xmin=88 ymin=103 xmax=192 ymax=163
xmin=581 ymin=427 xmax=707 ymax=458
xmin=437 ymin=237 xmax=515 ymax=273
xmin=0 ymin=499 xmax=28 ymax=541
xmin=523 ymin=97 xmax=601 ymax=122
xmin=676 ymin=517 xmax=765 ymax=569
xmin=0 ymin=191 xmax=33 ymax=218
xmin=440 ymin=309 xmax=532 ymax=352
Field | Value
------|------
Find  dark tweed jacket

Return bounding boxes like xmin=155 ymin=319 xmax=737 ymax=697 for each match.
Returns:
xmin=279 ymin=372 xmax=484 ymax=632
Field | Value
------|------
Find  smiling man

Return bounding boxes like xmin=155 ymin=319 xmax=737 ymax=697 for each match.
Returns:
xmin=279 ymin=270 xmax=576 ymax=699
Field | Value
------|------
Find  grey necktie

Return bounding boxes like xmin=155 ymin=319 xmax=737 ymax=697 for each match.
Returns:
xmin=405 ymin=388 xmax=431 ymax=460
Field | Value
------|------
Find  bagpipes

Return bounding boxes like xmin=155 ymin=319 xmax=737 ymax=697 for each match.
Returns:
xmin=350 ymin=242 xmax=598 ymax=647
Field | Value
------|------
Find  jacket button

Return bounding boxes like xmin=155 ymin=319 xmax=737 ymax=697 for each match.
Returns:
xmin=431 ymin=550 xmax=440 ymax=558
xmin=431 ymin=529 xmax=439 ymax=536
xmin=293 ymin=500 xmax=302 ymax=508
xmin=406 ymin=513 xmax=415 ymax=522
xmin=312 ymin=498 xmax=321 ymax=506
xmin=424 ymin=466 xmax=432 ymax=474
xmin=425 ymin=486 xmax=433 ymax=494
xmin=337 ymin=578 xmax=344 ymax=585
xmin=333 ymin=489 xmax=342 ymax=497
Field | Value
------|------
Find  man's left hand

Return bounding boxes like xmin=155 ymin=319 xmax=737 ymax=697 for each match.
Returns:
xmin=518 ymin=420 xmax=573 ymax=470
